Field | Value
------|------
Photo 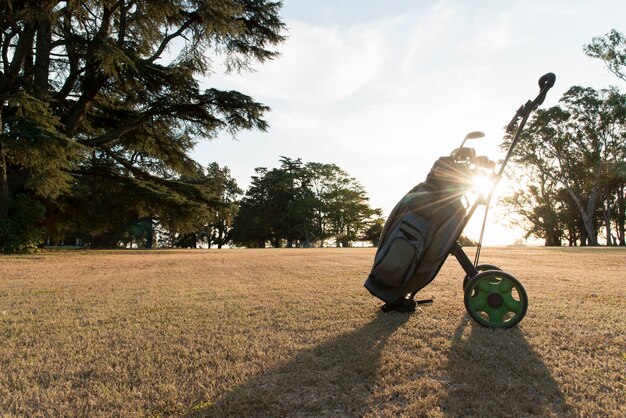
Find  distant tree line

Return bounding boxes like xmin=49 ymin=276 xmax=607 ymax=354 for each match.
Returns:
xmin=501 ymin=29 xmax=626 ymax=246
xmin=231 ymin=156 xmax=383 ymax=248
xmin=53 ymin=157 xmax=382 ymax=250
xmin=0 ymin=1 xmax=285 ymax=253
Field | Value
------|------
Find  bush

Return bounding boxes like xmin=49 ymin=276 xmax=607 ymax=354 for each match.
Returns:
xmin=458 ymin=234 xmax=478 ymax=247
xmin=0 ymin=194 xmax=46 ymax=253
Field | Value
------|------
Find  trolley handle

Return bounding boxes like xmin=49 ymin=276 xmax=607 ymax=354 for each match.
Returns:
xmin=532 ymin=72 xmax=556 ymax=109
xmin=539 ymin=72 xmax=556 ymax=89
xmin=473 ymin=72 xmax=555 ymax=268
xmin=506 ymin=72 xmax=556 ymax=133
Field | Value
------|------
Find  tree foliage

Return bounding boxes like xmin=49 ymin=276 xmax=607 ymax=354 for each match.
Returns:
xmin=232 ymin=158 xmax=382 ymax=248
xmin=170 ymin=162 xmax=242 ymax=248
xmin=502 ymin=86 xmax=626 ymax=245
xmin=0 ymin=0 xmax=285 ymax=251
xmin=584 ymin=29 xmax=626 ymax=83
xmin=0 ymin=194 xmax=45 ymax=253
xmin=204 ymin=163 xmax=242 ymax=249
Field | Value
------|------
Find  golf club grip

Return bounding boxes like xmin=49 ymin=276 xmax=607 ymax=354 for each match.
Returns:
xmin=538 ymin=73 xmax=556 ymax=90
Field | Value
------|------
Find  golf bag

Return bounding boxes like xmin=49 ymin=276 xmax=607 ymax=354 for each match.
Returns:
xmin=364 ymin=72 xmax=556 ymax=326
xmin=364 ymin=155 xmax=472 ymax=309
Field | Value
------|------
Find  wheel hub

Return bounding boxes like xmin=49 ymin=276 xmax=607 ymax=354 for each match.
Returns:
xmin=487 ymin=292 xmax=504 ymax=308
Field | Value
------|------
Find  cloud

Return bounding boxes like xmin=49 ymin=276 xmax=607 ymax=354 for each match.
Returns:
xmin=462 ymin=11 xmax=518 ymax=53
xmin=208 ymin=20 xmax=387 ymax=107
xmin=401 ymin=3 xmax=459 ymax=75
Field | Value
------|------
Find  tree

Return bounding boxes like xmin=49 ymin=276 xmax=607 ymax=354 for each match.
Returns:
xmin=56 ymin=156 xmax=217 ymax=248
xmin=458 ymin=234 xmax=478 ymax=247
xmin=503 ymin=87 xmax=626 ymax=245
xmin=584 ymin=29 xmax=626 ymax=83
xmin=146 ymin=163 xmax=241 ymax=249
xmin=585 ymin=29 xmax=626 ymax=246
xmin=501 ymin=169 xmax=565 ymax=246
xmin=323 ymin=174 xmax=380 ymax=247
xmin=502 ymin=30 xmax=626 ymax=246
xmin=270 ymin=157 xmax=316 ymax=247
xmin=362 ymin=216 xmax=385 ymax=247
xmin=303 ymin=162 xmax=382 ymax=247
xmin=305 ymin=162 xmax=353 ymax=246
xmin=231 ymin=167 xmax=272 ymax=247
xmin=232 ymin=157 xmax=315 ymax=247
xmin=232 ymin=158 xmax=381 ymax=248
xmin=0 ymin=0 xmax=285 ymax=250
xmin=612 ymin=162 xmax=626 ymax=245
xmin=205 ymin=163 xmax=242 ymax=249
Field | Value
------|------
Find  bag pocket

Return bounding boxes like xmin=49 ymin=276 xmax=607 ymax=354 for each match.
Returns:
xmin=371 ymin=214 xmax=428 ymax=288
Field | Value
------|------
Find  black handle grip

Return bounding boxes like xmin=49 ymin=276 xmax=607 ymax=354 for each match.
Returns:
xmin=506 ymin=73 xmax=556 ymax=133
xmin=531 ymin=72 xmax=556 ymax=110
xmin=538 ymin=73 xmax=556 ymax=90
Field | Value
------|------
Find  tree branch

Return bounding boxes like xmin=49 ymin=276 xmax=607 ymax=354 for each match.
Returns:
xmin=142 ymin=15 xmax=199 ymax=64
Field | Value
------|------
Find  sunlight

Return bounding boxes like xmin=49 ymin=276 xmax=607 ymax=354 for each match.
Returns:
xmin=471 ymin=173 xmax=495 ymax=198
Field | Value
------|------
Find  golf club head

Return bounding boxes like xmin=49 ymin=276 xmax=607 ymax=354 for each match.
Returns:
xmin=464 ymin=131 xmax=485 ymax=141
xmin=459 ymin=131 xmax=485 ymax=148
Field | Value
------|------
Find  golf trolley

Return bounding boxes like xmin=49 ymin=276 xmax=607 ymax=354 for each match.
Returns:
xmin=365 ymin=73 xmax=556 ymax=329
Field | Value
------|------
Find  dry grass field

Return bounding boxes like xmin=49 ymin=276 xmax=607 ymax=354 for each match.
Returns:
xmin=0 ymin=247 xmax=624 ymax=417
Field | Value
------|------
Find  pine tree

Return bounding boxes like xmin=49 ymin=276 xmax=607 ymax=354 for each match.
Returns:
xmin=0 ymin=0 xmax=285 ymax=249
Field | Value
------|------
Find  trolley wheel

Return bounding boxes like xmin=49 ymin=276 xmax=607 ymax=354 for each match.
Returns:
xmin=464 ymin=270 xmax=528 ymax=329
xmin=463 ymin=263 xmax=501 ymax=290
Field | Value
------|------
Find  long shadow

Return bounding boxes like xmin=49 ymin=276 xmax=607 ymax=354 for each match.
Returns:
xmin=442 ymin=318 xmax=573 ymax=417
xmin=196 ymin=312 xmax=410 ymax=417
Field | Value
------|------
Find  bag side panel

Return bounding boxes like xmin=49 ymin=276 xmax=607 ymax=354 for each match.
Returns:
xmin=365 ymin=191 xmax=433 ymax=303
xmin=400 ymin=200 xmax=466 ymax=295
xmin=370 ymin=213 xmax=428 ymax=287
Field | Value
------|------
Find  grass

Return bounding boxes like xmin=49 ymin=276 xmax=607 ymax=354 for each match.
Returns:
xmin=0 ymin=247 xmax=624 ymax=417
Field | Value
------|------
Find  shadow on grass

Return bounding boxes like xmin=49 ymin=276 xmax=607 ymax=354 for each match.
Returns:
xmin=197 ymin=312 xmax=410 ymax=417
xmin=442 ymin=317 xmax=572 ymax=416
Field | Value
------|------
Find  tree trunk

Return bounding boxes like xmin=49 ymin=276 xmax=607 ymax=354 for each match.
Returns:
xmin=566 ymin=222 xmax=577 ymax=246
xmin=583 ymin=203 xmax=599 ymax=246
xmin=544 ymin=212 xmax=561 ymax=246
xmin=545 ymin=232 xmax=561 ymax=246
xmin=579 ymin=219 xmax=588 ymax=246
xmin=617 ymin=185 xmax=625 ymax=246
xmin=34 ymin=14 xmax=52 ymax=97
xmin=0 ymin=141 xmax=9 ymax=220
xmin=145 ymin=221 xmax=153 ymax=249
xmin=565 ymin=189 xmax=598 ymax=246
xmin=604 ymin=197 xmax=613 ymax=245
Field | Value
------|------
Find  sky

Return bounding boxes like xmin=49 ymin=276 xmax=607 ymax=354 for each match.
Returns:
xmin=191 ymin=0 xmax=626 ymax=245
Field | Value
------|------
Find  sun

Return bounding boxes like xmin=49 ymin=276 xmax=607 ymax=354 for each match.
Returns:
xmin=471 ymin=172 xmax=495 ymax=198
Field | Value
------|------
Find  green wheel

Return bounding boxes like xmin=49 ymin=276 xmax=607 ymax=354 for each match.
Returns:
xmin=464 ymin=270 xmax=528 ymax=329
xmin=463 ymin=263 xmax=501 ymax=290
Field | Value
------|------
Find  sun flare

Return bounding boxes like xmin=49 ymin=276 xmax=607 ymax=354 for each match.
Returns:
xmin=472 ymin=173 xmax=495 ymax=197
